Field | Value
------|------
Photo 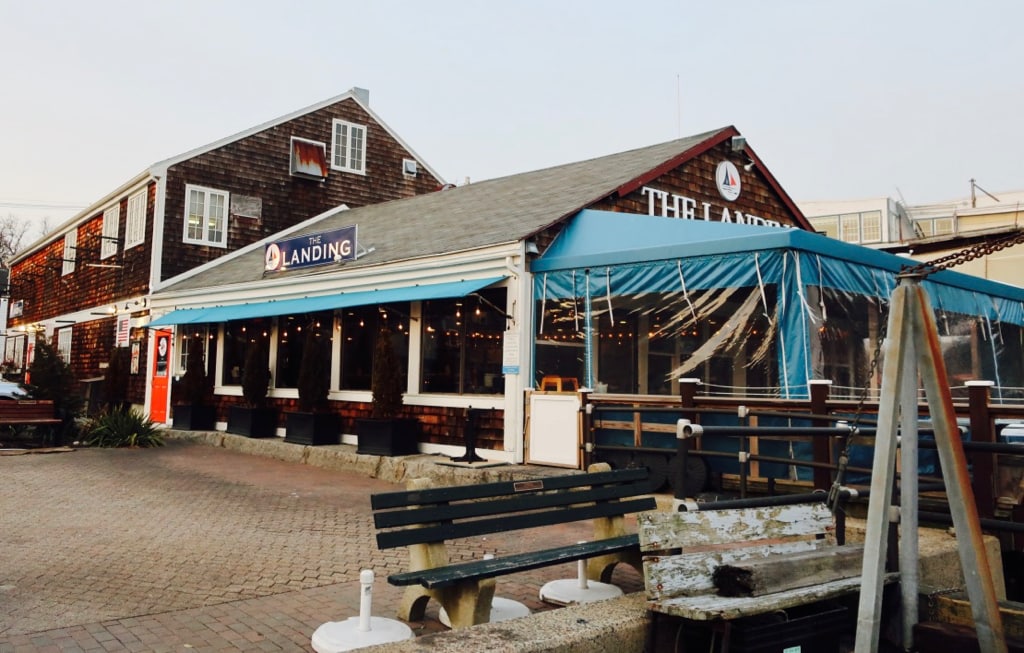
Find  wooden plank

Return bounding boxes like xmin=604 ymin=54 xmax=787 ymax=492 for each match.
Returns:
xmin=374 ymin=479 xmax=654 ymax=529
xmin=370 ymin=467 xmax=649 ymax=509
xmin=925 ymin=593 xmax=1024 ymax=641
xmin=388 ymin=534 xmax=639 ymax=588
xmin=376 ymin=496 xmax=655 ymax=549
xmin=637 ymin=502 xmax=834 ymax=552
xmin=650 ymin=575 xmax=877 ymax=621
xmin=643 ymin=540 xmax=828 ymax=600
xmin=712 ymin=544 xmax=864 ymax=597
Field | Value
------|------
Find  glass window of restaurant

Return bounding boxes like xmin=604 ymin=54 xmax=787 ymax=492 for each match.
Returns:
xmin=221 ymin=317 xmax=273 ymax=386
xmin=535 ymin=286 xmax=777 ymax=396
xmin=339 ymin=303 xmax=409 ymax=390
xmin=274 ymin=311 xmax=334 ymax=389
xmin=421 ymin=288 xmax=506 ymax=394
xmin=177 ymin=324 xmax=212 ymax=376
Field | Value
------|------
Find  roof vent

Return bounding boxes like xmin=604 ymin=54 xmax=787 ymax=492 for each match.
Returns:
xmin=403 ymin=159 xmax=418 ymax=177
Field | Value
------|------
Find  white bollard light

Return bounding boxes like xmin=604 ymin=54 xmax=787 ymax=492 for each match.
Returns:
xmin=311 ymin=569 xmax=414 ymax=652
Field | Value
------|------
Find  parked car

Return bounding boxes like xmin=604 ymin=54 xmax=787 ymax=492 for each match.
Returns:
xmin=0 ymin=379 xmax=28 ymax=400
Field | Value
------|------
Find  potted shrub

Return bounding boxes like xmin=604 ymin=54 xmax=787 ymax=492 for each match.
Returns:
xmin=355 ymin=326 xmax=419 ymax=456
xmin=284 ymin=323 xmax=340 ymax=445
xmin=102 ymin=347 xmax=131 ymax=412
xmin=226 ymin=337 xmax=278 ymax=437
xmin=172 ymin=347 xmax=216 ymax=431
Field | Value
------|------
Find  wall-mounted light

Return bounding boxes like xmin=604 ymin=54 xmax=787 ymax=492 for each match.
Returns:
xmin=743 ymin=159 xmax=756 ymax=172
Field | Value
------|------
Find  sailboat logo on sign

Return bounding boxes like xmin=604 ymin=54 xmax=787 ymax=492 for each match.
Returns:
xmin=716 ymin=161 xmax=741 ymax=201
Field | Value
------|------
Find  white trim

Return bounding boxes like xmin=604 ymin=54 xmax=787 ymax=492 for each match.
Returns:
xmin=125 ymin=189 xmax=147 ymax=250
xmin=149 ymin=244 xmax=518 ymax=313
xmin=11 ymin=173 xmax=152 ymax=264
xmin=101 ymin=204 xmax=120 ymax=259
xmin=150 ymin=171 xmax=168 ymax=292
xmin=10 ymin=90 xmax=447 ymax=265
xmin=182 ymin=184 xmax=229 ymax=248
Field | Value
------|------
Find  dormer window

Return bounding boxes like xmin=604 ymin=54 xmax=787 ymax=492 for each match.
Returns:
xmin=331 ymin=119 xmax=366 ymax=175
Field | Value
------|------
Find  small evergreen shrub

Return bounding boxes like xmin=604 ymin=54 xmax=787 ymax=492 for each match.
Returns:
xmin=296 ymin=324 xmax=329 ymax=412
xmin=178 ymin=347 xmax=210 ymax=406
xmin=371 ymin=327 xmax=403 ymax=419
xmin=241 ymin=338 xmax=271 ymax=407
xmin=84 ymin=406 xmax=163 ymax=448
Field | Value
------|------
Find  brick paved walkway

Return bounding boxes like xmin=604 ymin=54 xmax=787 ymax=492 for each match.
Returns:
xmin=0 ymin=440 xmax=642 ymax=652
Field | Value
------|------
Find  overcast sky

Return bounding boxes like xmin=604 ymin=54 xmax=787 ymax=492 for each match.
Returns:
xmin=1 ymin=1 xmax=1021 ymax=240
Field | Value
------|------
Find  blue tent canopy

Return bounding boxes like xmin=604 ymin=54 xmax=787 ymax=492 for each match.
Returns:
xmin=532 ymin=210 xmax=1024 ymax=397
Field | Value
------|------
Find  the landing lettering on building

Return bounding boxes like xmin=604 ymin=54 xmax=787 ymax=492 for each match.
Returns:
xmin=641 ymin=186 xmax=784 ymax=228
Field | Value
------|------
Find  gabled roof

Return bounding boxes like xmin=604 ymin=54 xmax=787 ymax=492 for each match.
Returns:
xmin=12 ymin=88 xmax=443 ymax=263
xmin=158 ymin=126 xmax=808 ymax=296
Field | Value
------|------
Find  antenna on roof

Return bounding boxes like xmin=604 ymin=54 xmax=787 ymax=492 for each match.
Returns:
xmin=970 ymin=178 xmax=1000 ymax=208
xmin=676 ymin=74 xmax=681 ymax=137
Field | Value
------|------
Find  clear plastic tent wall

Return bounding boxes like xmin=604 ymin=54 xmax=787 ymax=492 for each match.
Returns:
xmin=531 ymin=210 xmax=1024 ymax=401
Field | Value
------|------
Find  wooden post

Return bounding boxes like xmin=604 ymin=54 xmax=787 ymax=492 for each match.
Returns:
xmin=967 ymin=380 xmax=996 ymax=519
xmin=809 ymin=380 xmax=833 ymax=491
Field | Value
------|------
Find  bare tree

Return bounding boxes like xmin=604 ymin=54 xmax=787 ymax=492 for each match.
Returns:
xmin=0 ymin=216 xmax=31 ymax=265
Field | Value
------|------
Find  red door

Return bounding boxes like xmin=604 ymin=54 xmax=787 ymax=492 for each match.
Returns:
xmin=149 ymin=330 xmax=172 ymax=423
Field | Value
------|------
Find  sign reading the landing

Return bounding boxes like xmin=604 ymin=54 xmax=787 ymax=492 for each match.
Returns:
xmin=265 ymin=225 xmax=357 ymax=272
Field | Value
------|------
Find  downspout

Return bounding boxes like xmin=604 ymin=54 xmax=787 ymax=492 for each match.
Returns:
xmin=143 ymin=167 xmax=168 ymax=423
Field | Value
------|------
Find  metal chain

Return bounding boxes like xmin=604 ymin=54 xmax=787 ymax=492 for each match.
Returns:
xmin=827 ymin=227 xmax=1024 ymax=513
xmin=827 ymin=297 xmax=887 ymax=513
xmin=901 ymin=228 xmax=1024 ymax=279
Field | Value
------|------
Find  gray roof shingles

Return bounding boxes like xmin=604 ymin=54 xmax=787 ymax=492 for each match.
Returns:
xmin=160 ymin=129 xmax=727 ymax=293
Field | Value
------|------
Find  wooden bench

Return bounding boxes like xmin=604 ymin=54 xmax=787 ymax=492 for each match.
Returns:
xmin=638 ymin=502 xmax=887 ymax=649
xmin=0 ymin=400 xmax=62 ymax=446
xmin=371 ymin=464 xmax=657 ymax=628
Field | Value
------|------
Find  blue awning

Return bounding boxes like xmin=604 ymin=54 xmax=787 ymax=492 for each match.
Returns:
xmin=149 ymin=276 xmax=506 ymax=327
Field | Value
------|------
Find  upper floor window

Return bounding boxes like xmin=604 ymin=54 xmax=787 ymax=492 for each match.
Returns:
xmin=125 ymin=190 xmax=147 ymax=250
xmin=331 ymin=119 xmax=366 ymax=174
xmin=62 ymin=231 xmax=77 ymax=276
xmin=101 ymin=204 xmax=120 ymax=259
xmin=183 ymin=184 xmax=228 ymax=248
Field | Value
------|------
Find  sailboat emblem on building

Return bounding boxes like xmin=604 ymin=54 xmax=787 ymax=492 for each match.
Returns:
xmin=716 ymin=161 xmax=742 ymax=202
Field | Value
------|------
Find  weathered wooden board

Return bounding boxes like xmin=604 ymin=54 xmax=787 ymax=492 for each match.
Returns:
xmin=713 ymin=544 xmax=865 ymax=597
xmin=637 ymin=502 xmax=835 ymax=552
xmin=649 ymin=574 xmax=897 ymax=621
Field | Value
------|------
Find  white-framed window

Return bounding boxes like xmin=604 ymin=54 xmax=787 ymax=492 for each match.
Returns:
xmin=840 ymin=215 xmax=860 ymax=243
xmin=860 ymin=211 xmax=882 ymax=243
xmin=57 ymin=327 xmax=72 ymax=364
xmin=125 ymin=190 xmax=147 ymax=249
xmin=101 ymin=204 xmax=120 ymax=259
xmin=183 ymin=184 xmax=229 ymax=247
xmin=331 ymin=119 xmax=366 ymax=174
xmin=62 ymin=231 xmax=77 ymax=276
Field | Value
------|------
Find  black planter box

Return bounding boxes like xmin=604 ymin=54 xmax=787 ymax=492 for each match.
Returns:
xmin=172 ymin=404 xmax=216 ymax=431
xmin=284 ymin=411 xmax=341 ymax=446
xmin=226 ymin=406 xmax=279 ymax=438
xmin=355 ymin=418 xmax=420 ymax=456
